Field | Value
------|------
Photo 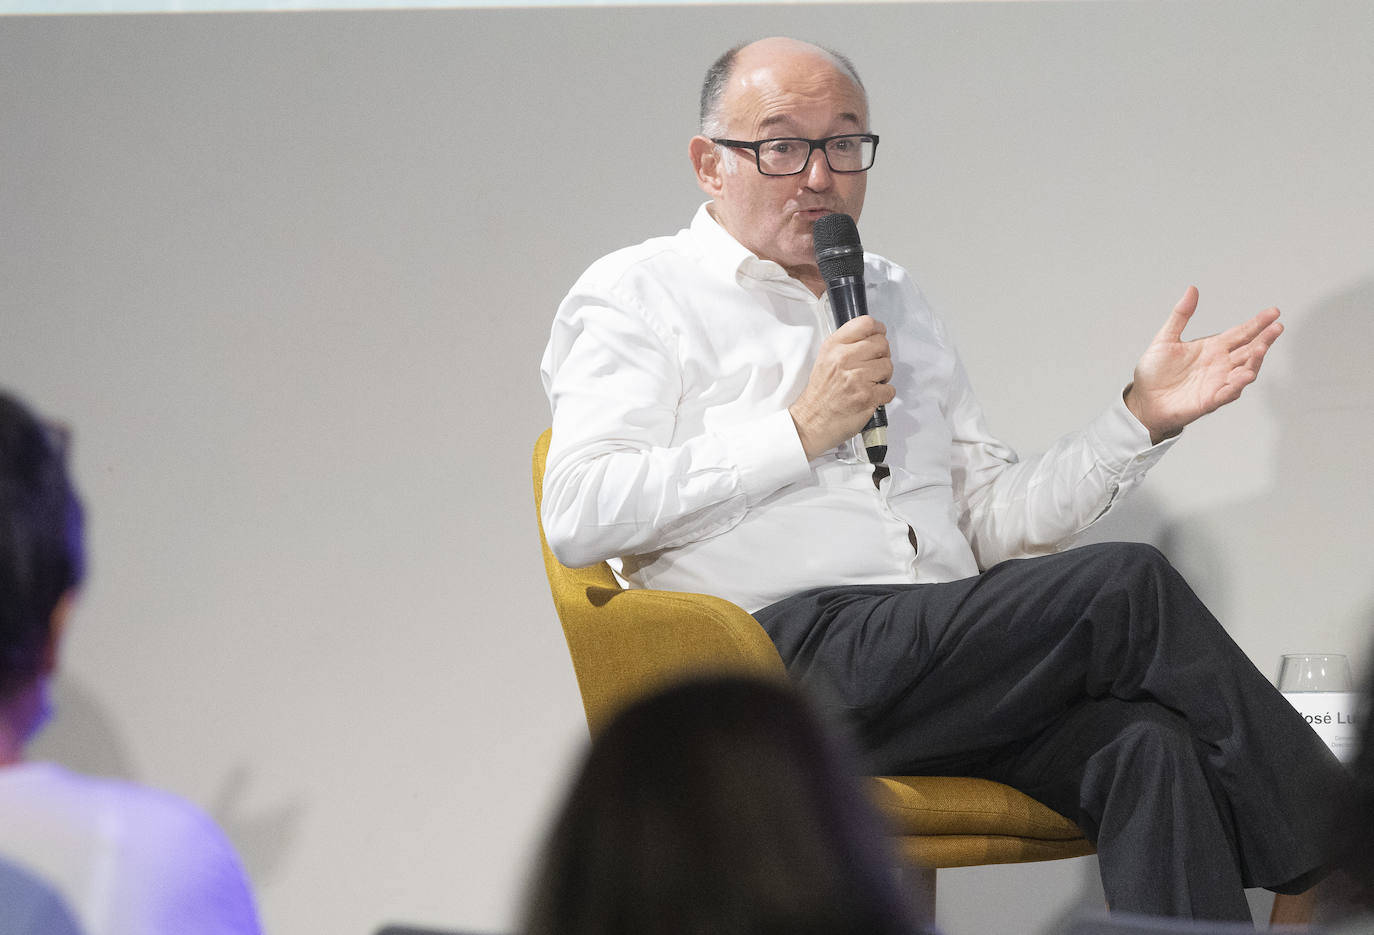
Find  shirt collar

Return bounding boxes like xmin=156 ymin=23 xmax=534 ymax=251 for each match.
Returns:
xmin=689 ymin=203 xmax=809 ymax=292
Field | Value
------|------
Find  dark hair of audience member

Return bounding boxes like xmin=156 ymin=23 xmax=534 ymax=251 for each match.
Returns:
xmin=522 ymin=674 xmax=927 ymax=935
xmin=0 ymin=390 xmax=84 ymax=701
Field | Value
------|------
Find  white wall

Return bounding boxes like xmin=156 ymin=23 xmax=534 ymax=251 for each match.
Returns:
xmin=2 ymin=2 xmax=1371 ymax=933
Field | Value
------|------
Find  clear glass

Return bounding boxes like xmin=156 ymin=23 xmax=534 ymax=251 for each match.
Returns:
xmin=711 ymin=134 xmax=879 ymax=176
xmin=1276 ymin=653 xmax=1352 ymax=692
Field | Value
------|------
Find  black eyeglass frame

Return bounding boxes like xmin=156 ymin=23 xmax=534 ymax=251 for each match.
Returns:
xmin=710 ymin=133 xmax=880 ymax=177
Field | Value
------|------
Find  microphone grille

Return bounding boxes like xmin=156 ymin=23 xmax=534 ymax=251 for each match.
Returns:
xmin=812 ymin=212 xmax=865 ymax=281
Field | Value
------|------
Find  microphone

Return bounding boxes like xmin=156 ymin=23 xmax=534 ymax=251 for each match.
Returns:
xmin=812 ymin=212 xmax=888 ymax=464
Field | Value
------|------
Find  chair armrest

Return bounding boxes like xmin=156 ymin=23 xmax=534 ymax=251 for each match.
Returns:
xmin=559 ymin=585 xmax=788 ymax=735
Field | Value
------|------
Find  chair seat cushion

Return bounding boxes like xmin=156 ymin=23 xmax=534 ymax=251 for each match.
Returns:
xmin=872 ymin=775 xmax=1096 ymax=868
xmin=872 ymin=774 xmax=1089 ymax=840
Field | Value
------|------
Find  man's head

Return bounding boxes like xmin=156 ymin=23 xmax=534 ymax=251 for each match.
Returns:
xmin=0 ymin=390 xmax=84 ymax=703
xmin=690 ymin=38 xmax=871 ymax=290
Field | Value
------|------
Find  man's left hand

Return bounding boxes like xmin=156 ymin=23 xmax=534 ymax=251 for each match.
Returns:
xmin=1124 ymin=286 xmax=1283 ymax=445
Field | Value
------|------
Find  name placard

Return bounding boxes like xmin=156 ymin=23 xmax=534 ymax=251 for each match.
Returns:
xmin=1281 ymin=691 xmax=1362 ymax=762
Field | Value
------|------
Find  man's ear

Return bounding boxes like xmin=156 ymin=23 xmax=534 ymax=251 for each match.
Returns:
xmin=40 ymin=590 xmax=77 ymax=677
xmin=689 ymin=135 xmax=725 ymax=197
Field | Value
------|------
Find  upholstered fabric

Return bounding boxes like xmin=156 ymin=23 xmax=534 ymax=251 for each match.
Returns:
xmin=532 ymin=427 xmax=1094 ymax=870
xmin=874 ymin=775 xmax=1093 ymax=868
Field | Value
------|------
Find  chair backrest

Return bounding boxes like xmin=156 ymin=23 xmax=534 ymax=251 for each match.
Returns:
xmin=532 ymin=429 xmax=786 ymax=735
xmin=532 ymin=429 xmax=624 ymax=599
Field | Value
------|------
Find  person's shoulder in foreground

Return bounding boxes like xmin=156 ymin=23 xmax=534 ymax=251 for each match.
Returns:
xmin=0 ymin=387 xmax=263 ymax=935
xmin=0 ymin=761 xmax=263 ymax=933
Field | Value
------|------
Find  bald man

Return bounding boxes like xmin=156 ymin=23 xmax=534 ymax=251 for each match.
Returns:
xmin=540 ymin=37 xmax=1344 ymax=921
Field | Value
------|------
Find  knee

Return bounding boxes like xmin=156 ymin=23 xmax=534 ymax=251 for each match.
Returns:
xmin=1082 ymin=541 xmax=1170 ymax=572
xmin=1077 ymin=541 xmax=1182 ymax=594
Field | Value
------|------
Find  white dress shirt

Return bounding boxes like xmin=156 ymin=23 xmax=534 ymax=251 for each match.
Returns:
xmin=541 ymin=204 xmax=1173 ymax=613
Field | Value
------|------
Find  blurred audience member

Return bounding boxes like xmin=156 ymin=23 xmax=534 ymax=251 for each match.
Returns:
xmin=0 ymin=389 xmax=262 ymax=935
xmin=522 ymin=674 xmax=932 ymax=935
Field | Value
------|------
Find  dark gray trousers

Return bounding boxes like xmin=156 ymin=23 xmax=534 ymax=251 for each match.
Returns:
xmin=754 ymin=542 xmax=1346 ymax=921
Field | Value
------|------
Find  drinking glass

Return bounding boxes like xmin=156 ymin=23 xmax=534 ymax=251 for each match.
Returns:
xmin=1277 ymin=653 xmax=1353 ymax=692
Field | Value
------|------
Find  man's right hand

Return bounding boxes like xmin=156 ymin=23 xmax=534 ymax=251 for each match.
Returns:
xmin=789 ymin=316 xmax=896 ymax=461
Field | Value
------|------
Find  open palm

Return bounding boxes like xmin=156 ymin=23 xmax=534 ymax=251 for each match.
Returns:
xmin=1125 ymin=286 xmax=1283 ymax=444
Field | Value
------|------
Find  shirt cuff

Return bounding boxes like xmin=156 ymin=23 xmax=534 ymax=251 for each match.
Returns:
xmin=716 ymin=409 xmax=813 ymax=503
xmin=1088 ymin=394 xmax=1178 ymax=477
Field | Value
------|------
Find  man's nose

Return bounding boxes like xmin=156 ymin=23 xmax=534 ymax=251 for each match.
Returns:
xmin=802 ymin=147 xmax=834 ymax=188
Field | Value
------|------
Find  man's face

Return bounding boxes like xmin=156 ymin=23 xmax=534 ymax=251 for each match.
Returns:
xmin=693 ymin=43 xmax=870 ymax=286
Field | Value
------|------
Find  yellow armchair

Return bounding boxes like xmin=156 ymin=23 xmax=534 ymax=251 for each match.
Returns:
xmin=532 ymin=428 xmax=1093 ymax=894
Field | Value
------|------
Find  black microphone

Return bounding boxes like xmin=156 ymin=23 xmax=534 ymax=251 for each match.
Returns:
xmin=812 ymin=212 xmax=888 ymax=464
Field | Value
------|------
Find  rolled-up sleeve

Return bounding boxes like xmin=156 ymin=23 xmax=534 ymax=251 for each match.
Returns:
xmin=954 ymin=375 xmax=1176 ymax=569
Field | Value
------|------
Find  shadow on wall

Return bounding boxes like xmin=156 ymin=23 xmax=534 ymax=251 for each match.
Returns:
xmin=1155 ymin=277 xmax=1374 ymax=667
xmin=28 ymin=675 xmax=305 ymax=889
xmin=29 ymin=676 xmax=137 ymax=779
xmin=209 ymin=765 xmax=307 ymax=890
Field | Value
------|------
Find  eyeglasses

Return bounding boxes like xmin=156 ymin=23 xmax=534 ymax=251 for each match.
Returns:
xmin=711 ymin=133 xmax=879 ymax=177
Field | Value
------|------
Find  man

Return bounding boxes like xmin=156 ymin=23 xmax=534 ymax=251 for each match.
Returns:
xmin=0 ymin=389 xmax=263 ymax=935
xmin=540 ymin=37 xmax=1344 ymax=920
